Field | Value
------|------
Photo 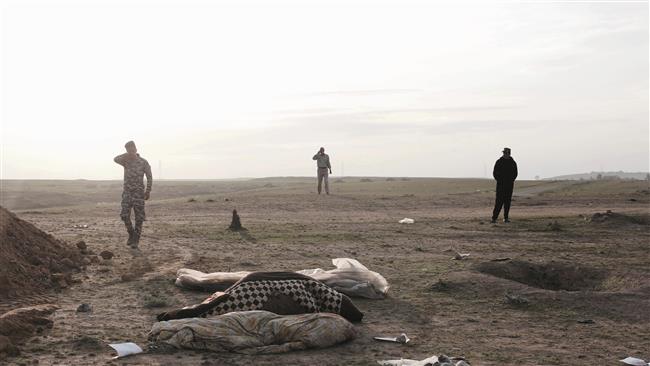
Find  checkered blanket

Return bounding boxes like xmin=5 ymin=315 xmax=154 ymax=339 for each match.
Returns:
xmin=202 ymin=279 xmax=342 ymax=317
xmin=158 ymin=272 xmax=365 ymax=322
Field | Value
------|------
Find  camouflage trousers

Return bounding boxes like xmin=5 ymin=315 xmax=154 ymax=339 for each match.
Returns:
xmin=120 ymin=190 xmax=146 ymax=223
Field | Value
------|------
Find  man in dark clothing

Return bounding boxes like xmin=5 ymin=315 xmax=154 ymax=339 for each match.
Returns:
xmin=491 ymin=147 xmax=518 ymax=223
xmin=114 ymin=141 xmax=152 ymax=248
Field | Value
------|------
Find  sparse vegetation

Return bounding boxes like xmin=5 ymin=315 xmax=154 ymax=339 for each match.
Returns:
xmin=143 ymin=292 xmax=172 ymax=308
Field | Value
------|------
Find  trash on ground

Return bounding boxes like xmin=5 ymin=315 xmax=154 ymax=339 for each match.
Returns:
xmin=72 ymin=224 xmax=89 ymax=229
xmin=398 ymin=218 xmax=415 ymax=224
xmin=373 ymin=333 xmax=410 ymax=344
xmin=453 ymin=252 xmax=470 ymax=260
xmin=108 ymin=342 xmax=143 ymax=359
xmin=505 ymin=293 xmax=529 ymax=306
xmin=378 ymin=354 xmax=469 ymax=366
xmin=620 ymin=357 xmax=650 ymax=366
xmin=620 ymin=357 xmax=649 ymax=366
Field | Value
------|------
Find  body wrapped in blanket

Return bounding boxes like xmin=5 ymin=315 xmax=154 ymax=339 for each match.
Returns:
xmin=149 ymin=310 xmax=356 ymax=354
xmin=175 ymin=258 xmax=389 ymax=299
xmin=157 ymin=272 xmax=364 ymax=323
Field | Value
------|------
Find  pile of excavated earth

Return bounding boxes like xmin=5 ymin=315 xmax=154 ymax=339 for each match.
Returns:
xmin=0 ymin=207 xmax=88 ymax=359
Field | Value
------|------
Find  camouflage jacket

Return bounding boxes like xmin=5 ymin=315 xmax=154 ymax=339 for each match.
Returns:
xmin=114 ymin=153 xmax=152 ymax=193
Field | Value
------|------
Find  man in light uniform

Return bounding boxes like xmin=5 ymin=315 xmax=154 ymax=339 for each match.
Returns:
xmin=312 ymin=147 xmax=332 ymax=195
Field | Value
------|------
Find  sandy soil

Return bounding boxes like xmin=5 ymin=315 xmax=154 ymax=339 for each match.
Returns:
xmin=1 ymin=177 xmax=649 ymax=365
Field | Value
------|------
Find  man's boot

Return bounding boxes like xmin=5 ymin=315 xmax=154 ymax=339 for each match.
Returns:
xmin=133 ymin=221 xmax=143 ymax=248
xmin=124 ymin=221 xmax=135 ymax=247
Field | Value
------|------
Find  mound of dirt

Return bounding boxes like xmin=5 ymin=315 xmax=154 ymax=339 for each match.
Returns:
xmin=589 ymin=210 xmax=648 ymax=225
xmin=0 ymin=304 xmax=58 ymax=343
xmin=475 ymin=260 xmax=607 ymax=291
xmin=0 ymin=207 xmax=83 ymax=298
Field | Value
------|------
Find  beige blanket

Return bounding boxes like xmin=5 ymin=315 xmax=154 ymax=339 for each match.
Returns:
xmin=149 ymin=310 xmax=356 ymax=354
xmin=175 ymin=258 xmax=389 ymax=299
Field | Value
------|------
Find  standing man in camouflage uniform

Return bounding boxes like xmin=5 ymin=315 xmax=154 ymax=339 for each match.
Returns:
xmin=312 ymin=147 xmax=332 ymax=195
xmin=114 ymin=141 xmax=152 ymax=248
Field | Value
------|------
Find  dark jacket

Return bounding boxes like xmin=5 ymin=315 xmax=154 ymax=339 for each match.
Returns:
xmin=493 ymin=157 xmax=518 ymax=183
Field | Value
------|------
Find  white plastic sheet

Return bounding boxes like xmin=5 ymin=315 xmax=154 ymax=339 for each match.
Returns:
xmin=620 ymin=357 xmax=649 ymax=366
xmin=108 ymin=342 xmax=143 ymax=359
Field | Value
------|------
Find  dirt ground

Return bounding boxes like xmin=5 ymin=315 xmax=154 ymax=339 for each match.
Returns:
xmin=1 ymin=177 xmax=649 ymax=365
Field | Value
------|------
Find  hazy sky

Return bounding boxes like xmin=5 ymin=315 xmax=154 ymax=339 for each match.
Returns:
xmin=1 ymin=0 xmax=648 ymax=180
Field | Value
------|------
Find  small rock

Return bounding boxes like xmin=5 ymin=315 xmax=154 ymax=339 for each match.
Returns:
xmin=76 ymin=241 xmax=87 ymax=250
xmin=100 ymin=251 xmax=114 ymax=260
xmin=76 ymin=304 xmax=92 ymax=313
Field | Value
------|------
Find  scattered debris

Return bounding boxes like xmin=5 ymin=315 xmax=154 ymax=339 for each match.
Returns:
xmin=399 ymin=218 xmax=415 ymax=224
xmin=100 ymin=250 xmax=114 ymax=260
xmin=228 ymin=209 xmax=245 ymax=231
xmin=577 ymin=319 xmax=594 ymax=324
xmin=108 ymin=342 xmax=143 ymax=359
xmin=490 ymin=257 xmax=511 ymax=262
xmin=505 ymin=292 xmax=529 ymax=306
xmin=76 ymin=303 xmax=92 ymax=313
xmin=378 ymin=354 xmax=470 ymax=366
xmin=453 ymin=252 xmax=470 ymax=260
xmin=619 ymin=357 xmax=649 ymax=366
xmin=589 ymin=211 xmax=648 ymax=225
xmin=373 ymin=333 xmax=410 ymax=344
xmin=72 ymin=224 xmax=89 ymax=229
